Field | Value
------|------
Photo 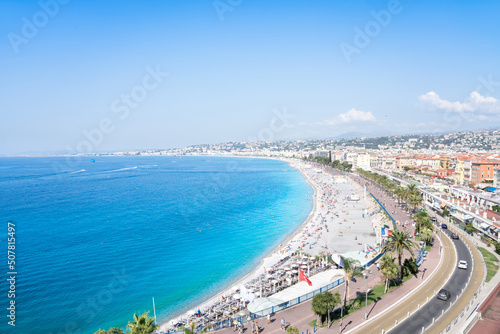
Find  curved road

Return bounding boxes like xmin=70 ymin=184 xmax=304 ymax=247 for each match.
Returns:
xmin=390 ymin=226 xmax=472 ymax=333
xmin=426 ymin=222 xmax=485 ymax=334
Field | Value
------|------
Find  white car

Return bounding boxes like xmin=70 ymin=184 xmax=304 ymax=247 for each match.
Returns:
xmin=458 ymin=260 xmax=468 ymax=269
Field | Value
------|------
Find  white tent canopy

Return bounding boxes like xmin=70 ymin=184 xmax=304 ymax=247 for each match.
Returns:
xmin=247 ymin=297 xmax=284 ymax=314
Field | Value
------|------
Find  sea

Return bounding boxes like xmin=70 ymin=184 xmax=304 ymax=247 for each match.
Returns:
xmin=0 ymin=156 xmax=313 ymax=334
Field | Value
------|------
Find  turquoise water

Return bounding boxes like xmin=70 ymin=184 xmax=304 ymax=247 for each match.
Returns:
xmin=0 ymin=156 xmax=313 ymax=333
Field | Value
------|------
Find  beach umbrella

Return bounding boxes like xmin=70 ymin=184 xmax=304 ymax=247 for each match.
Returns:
xmin=239 ymin=309 xmax=250 ymax=317
xmin=233 ymin=294 xmax=241 ymax=300
xmin=283 ymin=266 xmax=291 ymax=271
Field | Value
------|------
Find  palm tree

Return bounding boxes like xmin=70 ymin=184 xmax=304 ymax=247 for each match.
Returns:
xmin=127 ymin=312 xmax=158 ymax=334
xmin=382 ymin=230 xmax=417 ymax=279
xmin=406 ymin=184 xmax=417 ymax=194
xmin=394 ymin=186 xmax=406 ymax=205
xmin=181 ymin=321 xmax=213 ymax=334
xmin=379 ymin=253 xmax=398 ymax=293
xmin=415 ymin=213 xmax=432 ymax=234
xmin=94 ymin=328 xmax=124 ymax=334
xmin=408 ymin=193 xmax=423 ymax=213
xmin=311 ymin=293 xmax=328 ymax=326
xmin=324 ymin=290 xmax=341 ymax=327
xmin=335 ymin=256 xmax=364 ymax=312
xmin=109 ymin=328 xmax=124 ymax=334
xmin=420 ymin=227 xmax=433 ymax=246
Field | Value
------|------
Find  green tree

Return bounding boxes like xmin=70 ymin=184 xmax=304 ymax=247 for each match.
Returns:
xmin=383 ymin=229 xmax=417 ymax=279
xmin=108 ymin=328 xmax=124 ymax=334
xmin=443 ymin=206 xmax=450 ymax=216
xmin=127 ymin=312 xmax=158 ymax=334
xmin=394 ymin=186 xmax=407 ymax=206
xmin=324 ymin=290 xmax=341 ymax=327
xmin=402 ymin=258 xmax=418 ymax=276
xmin=420 ymin=227 xmax=433 ymax=246
xmin=406 ymin=184 xmax=417 ymax=194
xmin=311 ymin=293 xmax=328 ymax=326
xmin=286 ymin=326 xmax=299 ymax=334
xmin=494 ymin=242 xmax=500 ymax=255
xmin=180 ymin=321 xmax=213 ymax=334
xmin=380 ymin=253 xmax=398 ymax=293
xmin=94 ymin=329 xmax=124 ymax=334
xmin=408 ymin=193 xmax=423 ymax=213
xmin=335 ymin=256 xmax=364 ymax=312
xmin=415 ymin=212 xmax=432 ymax=234
xmin=464 ymin=224 xmax=475 ymax=235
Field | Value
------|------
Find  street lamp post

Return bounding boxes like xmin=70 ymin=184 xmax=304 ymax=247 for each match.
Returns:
xmin=364 ymin=269 xmax=371 ymax=319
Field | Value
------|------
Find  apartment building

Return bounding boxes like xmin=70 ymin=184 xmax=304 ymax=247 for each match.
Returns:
xmin=470 ymin=161 xmax=500 ymax=185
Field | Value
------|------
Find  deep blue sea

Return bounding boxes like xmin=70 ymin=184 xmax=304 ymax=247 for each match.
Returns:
xmin=0 ymin=156 xmax=313 ymax=334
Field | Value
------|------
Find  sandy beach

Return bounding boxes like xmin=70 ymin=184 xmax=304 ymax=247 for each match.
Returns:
xmin=159 ymin=160 xmax=380 ymax=332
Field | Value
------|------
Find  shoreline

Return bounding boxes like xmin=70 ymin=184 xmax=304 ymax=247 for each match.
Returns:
xmin=159 ymin=158 xmax=380 ymax=332
xmin=158 ymin=158 xmax=319 ymax=331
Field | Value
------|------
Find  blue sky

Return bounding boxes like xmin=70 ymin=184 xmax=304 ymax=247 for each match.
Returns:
xmin=1 ymin=0 xmax=499 ymax=154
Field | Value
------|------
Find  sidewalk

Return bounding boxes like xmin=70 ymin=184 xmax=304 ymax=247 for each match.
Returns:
xmin=457 ymin=231 xmax=500 ymax=334
xmin=216 ymin=174 xmax=442 ymax=334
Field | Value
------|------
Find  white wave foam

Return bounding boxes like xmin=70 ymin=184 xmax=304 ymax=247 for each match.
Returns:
xmin=69 ymin=169 xmax=86 ymax=174
xmin=107 ymin=166 xmax=138 ymax=172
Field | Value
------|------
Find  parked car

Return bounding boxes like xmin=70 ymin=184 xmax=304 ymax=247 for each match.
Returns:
xmin=451 ymin=233 xmax=459 ymax=239
xmin=437 ymin=289 xmax=451 ymax=301
xmin=458 ymin=260 xmax=468 ymax=269
xmin=431 ymin=217 xmax=437 ymax=222
xmin=441 ymin=224 xmax=448 ymax=229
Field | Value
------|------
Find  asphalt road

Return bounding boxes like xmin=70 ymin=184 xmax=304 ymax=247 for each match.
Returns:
xmin=390 ymin=225 xmax=473 ymax=334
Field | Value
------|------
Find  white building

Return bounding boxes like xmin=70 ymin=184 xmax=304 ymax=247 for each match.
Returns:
xmin=356 ymin=153 xmax=371 ymax=170
xmin=494 ymin=168 xmax=500 ymax=188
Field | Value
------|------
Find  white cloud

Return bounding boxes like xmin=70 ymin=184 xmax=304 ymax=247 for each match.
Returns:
xmin=418 ymin=91 xmax=500 ymax=113
xmin=322 ymin=108 xmax=376 ymax=126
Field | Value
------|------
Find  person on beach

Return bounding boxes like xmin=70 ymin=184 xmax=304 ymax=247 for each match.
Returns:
xmin=255 ymin=321 xmax=260 ymax=334
xmin=267 ymin=313 xmax=271 ymax=324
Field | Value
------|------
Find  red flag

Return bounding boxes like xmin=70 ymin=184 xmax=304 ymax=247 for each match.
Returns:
xmin=298 ymin=269 xmax=312 ymax=286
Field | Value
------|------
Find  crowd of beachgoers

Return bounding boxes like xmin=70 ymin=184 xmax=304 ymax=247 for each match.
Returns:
xmin=159 ymin=160 xmax=380 ymax=333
